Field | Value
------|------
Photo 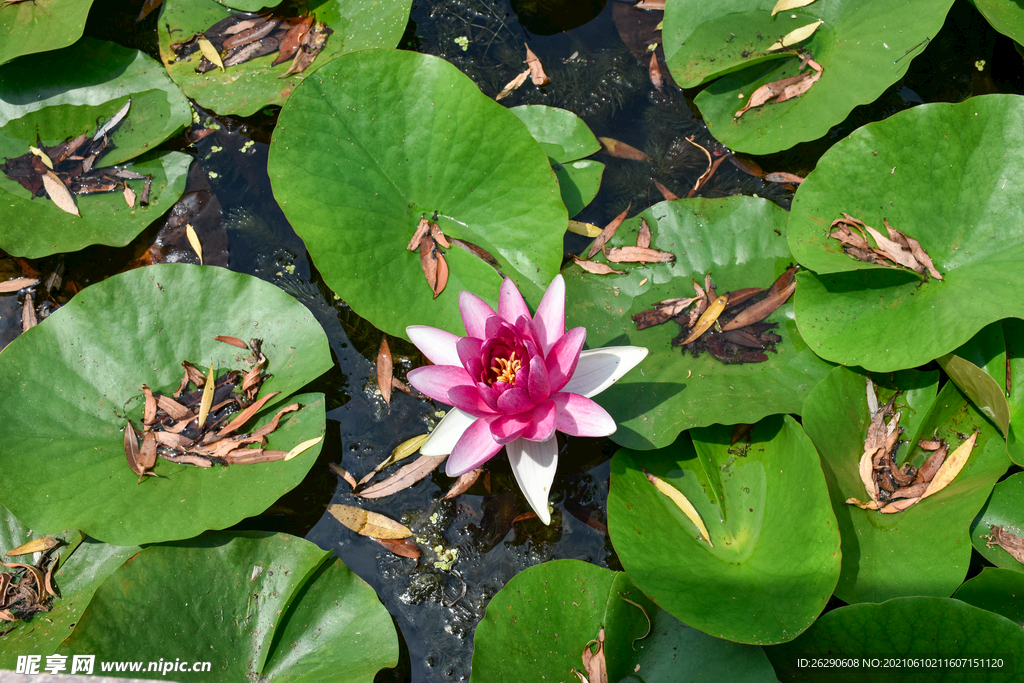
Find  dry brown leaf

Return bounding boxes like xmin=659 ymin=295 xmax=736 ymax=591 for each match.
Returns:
xmin=525 ymin=43 xmax=550 ymax=86
xmin=572 ymin=256 xmax=624 ymax=275
xmin=720 ymin=266 xmax=797 ymax=331
xmin=328 ymin=503 xmax=412 ymax=539
xmin=587 ymin=205 xmax=630 ymax=258
xmin=442 ymin=468 xmax=482 ymax=500
xmin=5 ymin=537 xmax=59 ymax=557
xmin=599 ymin=137 xmax=650 ymax=161
xmin=635 ymin=0 xmax=665 ymax=8
xmin=273 ymin=15 xmax=314 ymax=66
xmin=886 ymin=218 xmax=943 ymax=280
xmin=861 ymin=223 xmax=921 ymax=271
xmin=360 ymin=433 xmax=431 ymax=486
xmin=649 ymin=52 xmax=663 ymax=91
xmin=764 ymin=172 xmax=804 ymax=184
xmin=21 ymin=292 xmax=36 ymax=332
xmin=407 ymin=217 xmax=431 ymax=251
xmin=357 ymin=454 xmax=447 ymax=499
xmin=730 ymin=156 xmax=764 ymax=177
xmin=912 ymin=443 xmax=947 ymax=485
xmin=124 ymin=422 xmax=142 ymax=477
xmin=377 ymin=337 xmax=393 ymax=406
xmin=218 ymin=391 xmax=280 ymax=436
xmin=845 ymin=497 xmax=881 ymax=510
xmin=653 ymin=180 xmax=679 ymax=201
xmin=644 ymin=469 xmax=713 ymax=546
xmin=136 ymin=0 xmax=163 ymax=21
xmin=41 ymin=171 xmax=79 ymax=217
xmin=0 ymin=277 xmax=38 ymax=293
xmin=921 ymin=430 xmax=977 ymax=499
xmin=213 ymin=335 xmax=248 ymax=349
xmin=429 ymin=222 xmax=451 ymax=248
xmin=636 ymin=219 xmax=652 ymax=248
xmin=604 ymin=246 xmax=675 ymax=263
xmin=581 ymin=627 xmax=609 ymax=683
xmin=418 ymin=234 xmax=447 ymax=298
xmin=984 ymin=525 xmax=1024 ymax=564
xmin=329 ymin=463 xmax=358 ymax=490
xmin=372 ymin=536 xmax=422 ymax=560
xmin=123 ymin=184 xmax=136 ymax=208
xmin=879 ymin=497 xmax=920 ymax=514
xmin=496 ymin=70 xmax=530 ymax=100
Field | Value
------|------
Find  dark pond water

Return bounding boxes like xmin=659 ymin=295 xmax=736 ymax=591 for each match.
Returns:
xmin=5 ymin=0 xmax=1024 ymax=681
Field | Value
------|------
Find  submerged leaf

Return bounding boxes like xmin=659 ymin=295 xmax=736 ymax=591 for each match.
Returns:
xmin=328 ymin=503 xmax=412 ymax=539
xmin=357 ymin=454 xmax=446 ymax=499
xmin=525 ymin=43 xmax=550 ymax=86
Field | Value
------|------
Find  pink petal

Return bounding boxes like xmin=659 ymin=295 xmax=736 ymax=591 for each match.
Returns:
xmin=421 ymin=408 xmax=476 ymax=456
xmin=459 ymin=291 xmax=496 ymax=338
xmin=522 ymin=400 xmax=556 ymax=441
xmin=496 ymin=386 xmax=535 ymax=415
xmin=407 ymin=325 xmax=462 ymax=367
xmin=507 ymin=436 xmax=558 ymax=525
xmin=499 ymin=277 xmax=531 ymax=325
xmin=545 ymin=326 xmax=586 ymax=393
xmin=446 ymin=418 xmax=505 ymax=476
xmin=456 ymin=337 xmax=483 ymax=371
xmin=476 ymin=381 xmax=500 ymax=412
xmin=534 ymin=274 xmax=565 ymax=356
xmin=552 ymin=392 xmax=616 ymax=437
xmin=527 ymin=355 xmax=550 ymax=404
xmin=447 ymin=385 xmax=499 ymax=417
xmin=407 ymin=365 xmax=473 ymax=404
xmin=489 ymin=413 xmax=532 ymax=444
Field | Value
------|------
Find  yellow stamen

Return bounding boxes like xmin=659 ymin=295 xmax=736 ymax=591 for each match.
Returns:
xmin=490 ymin=351 xmax=521 ymax=385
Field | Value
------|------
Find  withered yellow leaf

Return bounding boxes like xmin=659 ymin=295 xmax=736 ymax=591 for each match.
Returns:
xmin=198 ymin=35 xmax=225 ymax=71
xmin=6 ymin=536 xmax=59 ymax=556
xmin=567 ymin=220 xmax=602 ymax=238
xmin=771 ymin=0 xmax=817 ymax=15
xmin=922 ymin=430 xmax=978 ymax=499
xmin=328 ymin=503 xmax=412 ymax=539
xmin=124 ymin=184 xmax=136 ymax=209
xmin=29 ymin=145 xmax=53 ymax=169
xmin=185 ymin=223 xmax=203 ymax=264
xmin=41 ymin=171 xmax=79 ymax=217
xmin=769 ymin=20 xmax=823 ymax=50
xmin=284 ymin=435 xmax=324 ymax=461
xmin=679 ymin=294 xmax=728 ymax=345
xmin=197 ymin=361 xmax=215 ymax=428
xmin=644 ymin=469 xmax=713 ymax=546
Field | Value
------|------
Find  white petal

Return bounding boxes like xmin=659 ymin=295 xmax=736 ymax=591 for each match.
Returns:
xmin=507 ymin=436 xmax=558 ymax=525
xmin=560 ymin=346 xmax=648 ymax=398
xmin=420 ymin=408 xmax=476 ymax=456
xmin=407 ymin=325 xmax=463 ymax=367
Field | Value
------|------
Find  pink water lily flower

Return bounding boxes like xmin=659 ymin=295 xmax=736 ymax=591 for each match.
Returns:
xmin=406 ymin=274 xmax=647 ymax=524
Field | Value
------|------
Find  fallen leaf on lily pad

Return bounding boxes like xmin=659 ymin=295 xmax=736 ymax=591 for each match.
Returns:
xmin=644 ymin=469 xmax=713 ymax=546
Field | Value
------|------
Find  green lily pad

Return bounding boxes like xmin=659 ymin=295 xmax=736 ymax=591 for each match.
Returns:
xmin=607 ymin=416 xmax=841 ymax=645
xmin=0 ymin=38 xmax=192 ymax=165
xmin=269 ymin=49 xmax=567 ymax=338
xmin=60 ymin=531 xmax=398 ymax=682
xmin=664 ymin=0 xmax=954 ymax=154
xmin=954 ymin=567 xmax=1024 ymax=627
xmin=970 ymin=472 xmax=1024 ymax=573
xmin=157 ymin=0 xmax=412 ymax=116
xmin=0 ymin=510 xmax=140 ymax=669
xmin=0 ymin=0 xmax=93 ymax=64
xmin=766 ymin=597 xmax=1024 ymax=682
xmin=0 ymin=264 xmax=332 ymax=546
xmin=510 ymin=105 xmax=604 ymax=217
xmin=790 ymin=95 xmax=1024 ymax=371
xmin=974 ymin=0 xmax=1024 ymax=44
xmin=802 ymin=365 xmax=1010 ymax=603
xmin=471 ymin=559 xmax=776 ymax=682
xmin=563 ymin=197 xmax=832 ymax=450
xmin=1003 ymin=318 xmax=1024 ymax=466
xmin=938 ymin=353 xmax=1010 ymax=436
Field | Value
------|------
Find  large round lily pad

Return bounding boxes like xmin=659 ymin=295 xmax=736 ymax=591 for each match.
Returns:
xmin=60 ymin=531 xmax=398 ymax=682
xmin=269 ymin=49 xmax=567 ymax=338
xmin=974 ymin=0 xmax=1024 ymax=45
xmin=608 ymin=416 xmax=841 ymax=645
xmin=563 ymin=197 xmax=832 ymax=450
xmin=970 ymin=472 xmax=1024 ymax=573
xmin=953 ymin=567 xmax=1024 ymax=627
xmin=0 ymin=0 xmax=93 ymax=64
xmin=802 ymin=365 xmax=1010 ymax=603
xmin=664 ymin=0 xmax=954 ymax=154
xmin=471 ymin=559 xmax=776 ymax=682
xmin=157 ymin=0 xmax=412 ymax=116
xmin=790 ymin=95 xmax=1024 ymax=371
xmin=0 ymin=264 xmax=332 ymax=546
xmin=510 ymin=105 xmax=603 ymax=218
xmin=766 ymin=597 xmax=1024 ymax=682
xmin=0 ymin=508 xmax=141 ymax=669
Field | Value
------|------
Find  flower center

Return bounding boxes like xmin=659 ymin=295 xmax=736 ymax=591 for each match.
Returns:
xmin=490 ymin=352 xmax=521 ymax=385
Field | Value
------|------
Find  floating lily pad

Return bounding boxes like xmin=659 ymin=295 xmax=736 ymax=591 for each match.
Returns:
xmin=60 ymin=531 xmax=398 ymax=682
xmin=563 ymin=197 xmax=832 ymax=450
xmin=0 ymin=264 xmax=332 ymax=546
xmin=664 ymin=0 xmax=954 ymax=153
xmin=790 ymin=95 xmax=1024 ymax=371
xmin=157 ymin=0 xmax=412 ymax=116
xmin=0 ymin=506 xmax=140 ymax=669
xmin=974 ymin=0 xmax=1024 ymax=45
xmin=766 ymin=597 xmax=1024 ymax=682
xmin=608 ymin=416 xmax=841 ymax=645
xmin=269 ymin=49 xmax=567 ymax=338
xmin=953 ymin=567 xmax=1024 ymax=627
xmin=510 ymin=105 xmax=603 ymax=217
xmin=471 ymin=559 xmax=776 ymax=682
xmin=970 ymin=472 xmax=1024 ymax=573
xmin=0 ymin=0 xmax=94 ymax=64
xmin=802 ymin=365 xmax=1010 ymax=603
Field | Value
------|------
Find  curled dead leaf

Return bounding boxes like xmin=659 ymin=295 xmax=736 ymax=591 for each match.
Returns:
xmin=525 ymin=43 xmax=550 ymax=86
